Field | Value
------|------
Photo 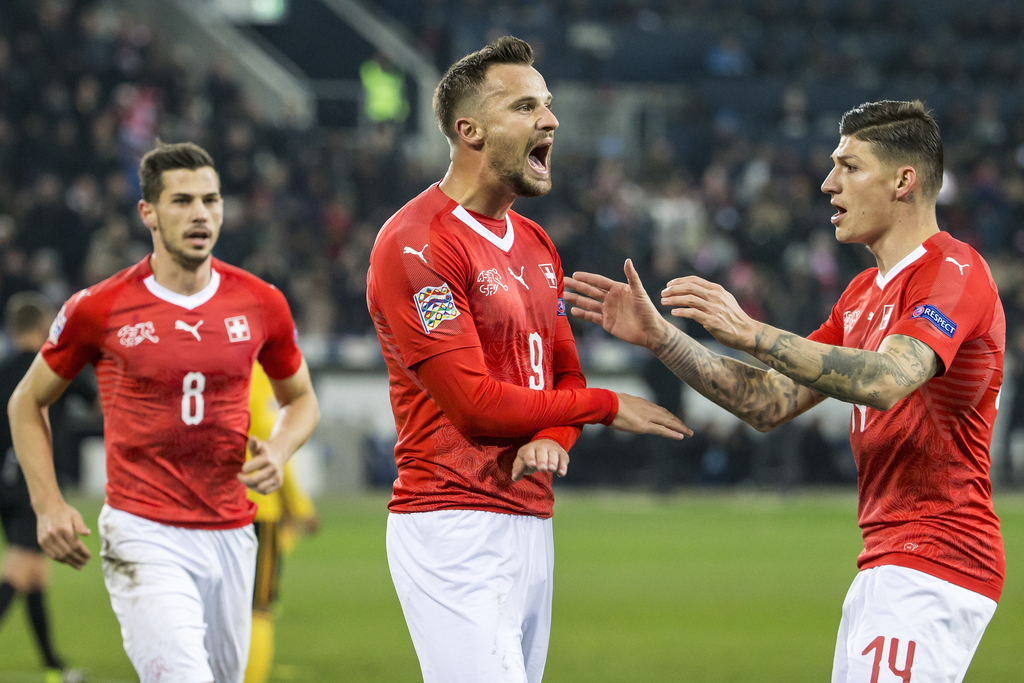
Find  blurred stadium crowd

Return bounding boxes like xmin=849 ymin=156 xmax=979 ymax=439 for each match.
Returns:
xmin=1 ymin=0 xmax=1022 ymax=487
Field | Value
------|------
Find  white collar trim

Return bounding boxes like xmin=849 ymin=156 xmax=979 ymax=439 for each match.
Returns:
xmin=143 ymin=269 xmax=221 ymax=310
xmin=451 ymin=205 xmax=515 ymax=253
xmin=875 ymin=245 xmax=927 ymax=290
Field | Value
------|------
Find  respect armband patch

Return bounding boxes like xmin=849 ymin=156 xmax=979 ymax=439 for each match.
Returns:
xmin=415 ymin=283 xmax=460 ymax=334
xmin=910 ymin=304 xmax=956 ymax=338
xmin=557 ymin=298 xmax=566 ymax=316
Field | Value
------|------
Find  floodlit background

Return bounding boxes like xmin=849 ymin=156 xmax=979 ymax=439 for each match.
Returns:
xmin=0 ymin=0 xmax=1022 ymax=680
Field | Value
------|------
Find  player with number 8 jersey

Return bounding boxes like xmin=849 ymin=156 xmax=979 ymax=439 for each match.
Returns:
xmin=42 ymin=255 xmax=302 ymax=529
xmin=8 ymin=141 xmax=319 ymax=683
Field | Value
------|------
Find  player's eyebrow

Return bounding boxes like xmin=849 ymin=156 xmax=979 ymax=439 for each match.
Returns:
xmin=833 ymin=154 xmax=861 ymax=164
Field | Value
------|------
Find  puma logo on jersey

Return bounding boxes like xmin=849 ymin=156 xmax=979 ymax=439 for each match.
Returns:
xmin=118 ymin=322 xmax=160 ymax=347
xmin=945 ymin=257 xmax=968 ymax=275
xmin=508 ymin=266 xmax=529 ymax=289
xmin=477 ymin=269 xmax=508 ymax=296
xmin=403 ymin=244 xmax=428 ymax=264
xmin=175 ymin=319 xmax=204 ymax=341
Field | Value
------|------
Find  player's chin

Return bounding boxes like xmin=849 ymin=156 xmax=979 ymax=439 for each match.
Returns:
xmin=515 ymin=175 xmax=552 ymax=198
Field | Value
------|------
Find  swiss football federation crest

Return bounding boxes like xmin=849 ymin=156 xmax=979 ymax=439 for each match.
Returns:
xmin=118 ymin=322 xmax=160 ymax=347
xmin=538 ymin=264 xmax=558 ymax=289
xmin=49 ymin=304 xmax=68 ymax=345
xmin=225 ymin=315 xmax=251 ymax=342
xmin=843 ymin=310 xmax=861 ymax=334
xmin=415 ymin=283 xmax=460 ymax=334
xmin=477 ymin=269 xmax=507 ymax=296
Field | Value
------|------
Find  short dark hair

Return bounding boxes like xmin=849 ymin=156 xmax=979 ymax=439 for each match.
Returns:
xmin=138 ymin=141 xmax=217 ymax=203
xmin=4 ymin=291 xmax=54 ymax=335
xmin=839 ymin=100 xmax=943 ymax=199
xmin=433 ymin=36 xmax=534 ymax=141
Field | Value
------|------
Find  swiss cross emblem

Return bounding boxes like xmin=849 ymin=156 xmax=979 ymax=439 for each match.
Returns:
xmin=224 ymin=315 xmax=251 ymax=342
xmin=538 ymin=264 xmax=558 ymax=289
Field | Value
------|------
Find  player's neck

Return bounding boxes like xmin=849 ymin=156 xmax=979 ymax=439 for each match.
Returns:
xmin=148 ymin=253 xmax=214 ymax=296
xmin=438 ymin=162 xmax=516 ymax=219
xmin=868 ymin=208 xmax=940 ymax=277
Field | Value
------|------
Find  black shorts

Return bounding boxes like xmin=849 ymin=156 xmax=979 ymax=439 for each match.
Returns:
xmin=0 ymin=502 xmax=41 ymax=551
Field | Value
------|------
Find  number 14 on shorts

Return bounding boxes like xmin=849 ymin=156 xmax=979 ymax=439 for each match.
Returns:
xmin=863 ymin=635 xmax=915 ymax=683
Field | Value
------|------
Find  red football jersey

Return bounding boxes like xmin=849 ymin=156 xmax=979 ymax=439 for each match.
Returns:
xmin=809 ymin=231 xmax=1005 ymax=600
xmin=367 ymin=184 xmax=615 ymax=517
xmin=42 ymin=257 xmax=303 ymax=529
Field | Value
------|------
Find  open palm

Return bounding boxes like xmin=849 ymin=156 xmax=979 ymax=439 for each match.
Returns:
xmin=564 ymin=259 xmax=667 ymax=350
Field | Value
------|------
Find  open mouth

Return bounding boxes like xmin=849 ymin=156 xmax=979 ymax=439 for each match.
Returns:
xmin=528 ymin=139 xmax=552 ymax=175
xmin=830 ymin=201 xmax=847 ymax=224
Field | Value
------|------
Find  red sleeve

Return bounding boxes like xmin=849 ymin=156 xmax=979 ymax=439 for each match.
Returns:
xmin=40 ymin=289 xmax=104 ymax=380
xmin=531 ymin=316 xmax=587 ymax=451
xmin=807 ymin=299 xmax=845 ymax=347
xmin=369 ymin=222 xmax=481 ymax=367
xmin=256 ymin=285 xmax=304 ymax=380
xmin=417 ymin=343 xmax=618 ymax=439
xmin=887 ymin=253 xmax=996 ymax=375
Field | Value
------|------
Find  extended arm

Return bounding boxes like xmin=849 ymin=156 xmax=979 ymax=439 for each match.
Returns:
xmin=417 ymin=344 xmax=691 ymax=440
xmin=8 ymin=355 xmax=92 ymax=569
xmin=565 ymin=260 xmax=824 ymax=431
xmin=661 ymin=275 xmax=938 ymax=411
xmin=239 ymin=358 xmax=321 ymax=495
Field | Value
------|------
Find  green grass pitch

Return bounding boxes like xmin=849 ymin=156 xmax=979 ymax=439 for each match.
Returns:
xmin=1 ymin=491 xmax=1021 ymax=681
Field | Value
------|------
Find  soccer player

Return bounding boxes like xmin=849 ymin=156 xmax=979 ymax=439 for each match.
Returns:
xmin=7 ymin=142 xmax=320 ymax=683
xmin=244 ymin=362 xmax=319 ymax=683
xmin=0 ymin=293 xmax=85 ymax=683
xmin=566 ymin=100 xmax=1003 ymax=681
xmin=366 ymin=36 xmax=692 ymax=683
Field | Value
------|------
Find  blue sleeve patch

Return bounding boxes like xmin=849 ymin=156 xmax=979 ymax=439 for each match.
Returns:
xmin=910 ymin=304 xmax=956 ymax=338
xmin=557 ymin=298 xmax=566 ymax=316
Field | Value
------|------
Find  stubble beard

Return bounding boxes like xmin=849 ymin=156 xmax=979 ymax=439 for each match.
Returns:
xmin=155 ymin=215 xmax=211 ymax=272
xmin=490 ymin=144 xmax=551 ymax=199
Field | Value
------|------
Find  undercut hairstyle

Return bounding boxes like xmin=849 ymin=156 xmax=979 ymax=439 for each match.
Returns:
xmin=4 ymin=291 xmax=54 ymax=335
xmin=138 ymin=141 xmax=217 ymax=203
xmin=840 ymin=100 xmax=943 ymax=199
xmin=433 ymin=36 xmax=534 ymax=141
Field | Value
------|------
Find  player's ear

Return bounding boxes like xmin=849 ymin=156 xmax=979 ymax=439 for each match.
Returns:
xmin=137 ymin=199 xmax=157 ymax=232
xmin=455 ymin=116 xmax=484 ymax=150
xmin=894 ymin=165 xmax=917 ymax=201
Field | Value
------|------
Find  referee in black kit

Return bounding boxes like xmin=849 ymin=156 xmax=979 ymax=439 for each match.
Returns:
xmin=1 ymin=292 xmax=88 ymax=683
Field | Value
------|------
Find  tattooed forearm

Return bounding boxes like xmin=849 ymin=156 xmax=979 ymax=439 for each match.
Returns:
xmin=752 ymin=328 xmax=936 ymax=410
xmin=651 ymin=328 xmax=820 ymax=431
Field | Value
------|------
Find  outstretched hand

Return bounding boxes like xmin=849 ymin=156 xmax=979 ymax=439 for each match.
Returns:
xmin=565 ymin=259 xmax=669 ymax=350
xmin=611 ymin=393 xmax=693 ymax=440
xmin=660 ymin=275 xmax=760 ymax=352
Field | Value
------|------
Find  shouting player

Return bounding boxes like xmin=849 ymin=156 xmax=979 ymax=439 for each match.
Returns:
xmin=567 ymin=100 xmax=1003 ymax=681
xmin=8 ymin=142 xmax=320 ymax=683
xmin=367 ymin=36 xmax=691 ymax=683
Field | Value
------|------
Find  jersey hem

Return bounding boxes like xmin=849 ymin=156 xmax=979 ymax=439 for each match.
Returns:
xmin=387 ymin=501 xmax=553 ymax=519
xmin=860 ymin=553 xmax=1002 ymax=602
xmin=105 ymin=499 xmax=257 ymax=530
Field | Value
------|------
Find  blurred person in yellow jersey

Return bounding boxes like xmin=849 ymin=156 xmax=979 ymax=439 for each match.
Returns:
xmin=244 ymin=363 xmax=319 ymax=683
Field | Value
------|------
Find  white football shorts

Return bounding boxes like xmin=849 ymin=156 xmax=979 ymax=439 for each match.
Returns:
xmin=832 ymin=564 xmax=997 ymax=683
xmin=98 ymin=504 xmax=258 ymax=683
xmin=387 ymin=509 xmax=555 ymax=683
